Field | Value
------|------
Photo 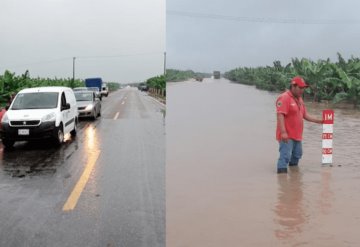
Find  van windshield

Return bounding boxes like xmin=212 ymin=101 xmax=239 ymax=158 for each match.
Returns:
xmin=11 ymin=92 xmax=59 ymax=110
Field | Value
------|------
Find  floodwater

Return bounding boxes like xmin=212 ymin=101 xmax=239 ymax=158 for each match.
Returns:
xmin=166 ymin=78 xmax=360 ymax=247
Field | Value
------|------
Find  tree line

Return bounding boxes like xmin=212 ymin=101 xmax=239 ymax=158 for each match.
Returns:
xmin=166 ymin=69 xmax=210 ymax=82
xmin=146 ymin=75 xmax=165 ymax=90
xmin=0 ymin=70 xmax=118 ymax=106
xmin=224 ymin=53 xmax=360 ymax=108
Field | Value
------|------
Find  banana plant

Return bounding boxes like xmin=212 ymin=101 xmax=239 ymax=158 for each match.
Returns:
xmin=292 ymin=58 xmax=334 ymax=102
xmin=334 ymin=67 xmax=360 ymax=108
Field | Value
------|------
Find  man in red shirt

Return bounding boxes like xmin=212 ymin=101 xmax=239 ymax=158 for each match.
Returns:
xmin=276 ymin=76 xmax=323 ymax=174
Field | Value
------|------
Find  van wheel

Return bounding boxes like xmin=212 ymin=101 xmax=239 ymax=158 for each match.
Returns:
xmin=54 ymin=124 xmax=64 ymax=145
xmin=92 ymin=110 xmax=97 ymax=120
xmin=2 ymin=139 xmax=15 ymax=148
xmin=70 ymin=117 xmax=77 ymax=137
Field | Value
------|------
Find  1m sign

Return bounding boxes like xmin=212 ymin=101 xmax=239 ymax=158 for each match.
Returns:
xmin=323 ymin=110 xmax=334 ymax=124
xmin=322 ymin=110 xmax=334 ymax=164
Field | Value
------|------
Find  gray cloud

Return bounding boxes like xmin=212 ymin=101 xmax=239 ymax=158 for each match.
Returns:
xmin=167 ymin=0 xmax=360 ymax=73
xmin=0 ymin=0 xmax=165 ymax=83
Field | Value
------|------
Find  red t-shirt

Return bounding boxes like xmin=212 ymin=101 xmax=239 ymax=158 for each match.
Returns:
xmin=0 ymin=109 xmax=6 ymax=122
xmin=276 ymin=90 xmax=307 ymax=141
xmin=0 ymin=108 xmax=6 ymax=128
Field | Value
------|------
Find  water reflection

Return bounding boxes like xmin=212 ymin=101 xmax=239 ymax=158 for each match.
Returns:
xmin=0 ymin=129 xmax=80 ymax=177
xmin=274 ymin=167 xmax=306 ymax=241
xmin=84 ymin=126 xmax=98 ymax=151
xmin=318 ymin=167 xmax=333 ymax=215
xmin=83 ymin=125 xmax=100 ymax=178
xmin=0 ymin=140 xmax=65 ymax=177
xmin=82 ymin=125 xmax=100 ymax=188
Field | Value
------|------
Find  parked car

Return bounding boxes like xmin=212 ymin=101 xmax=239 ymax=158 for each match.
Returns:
xmin=74 ymin=91 xmax=101 ymax=120
xmin=0 ymin=87 xmax=78 ymax=148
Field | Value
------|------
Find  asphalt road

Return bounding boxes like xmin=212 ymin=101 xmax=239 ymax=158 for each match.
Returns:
xmin=0 ymin=87 xmax=165 ymax=247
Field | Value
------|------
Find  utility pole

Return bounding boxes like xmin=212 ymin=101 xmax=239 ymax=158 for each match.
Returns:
xmin=72 ymin=57 xmax=76 ymax=88
xmin=163 ymin=52 xmax=166 ymax=76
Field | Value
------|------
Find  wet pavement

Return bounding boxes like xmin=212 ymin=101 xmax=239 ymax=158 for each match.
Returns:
xmin=0 ymin=88 xmax=165 ymax=247
xmin=166 ymin=78 xmax=360 ymax=246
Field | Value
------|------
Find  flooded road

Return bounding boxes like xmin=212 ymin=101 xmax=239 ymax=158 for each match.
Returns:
xmin=0 ymin=88 xmax=165 ymax=247
xmin=166 ymin=78 xmax=360 ymax=246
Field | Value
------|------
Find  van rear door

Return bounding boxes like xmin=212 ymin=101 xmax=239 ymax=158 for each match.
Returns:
xmin=60 ymin=92 xmax=73 ymax=134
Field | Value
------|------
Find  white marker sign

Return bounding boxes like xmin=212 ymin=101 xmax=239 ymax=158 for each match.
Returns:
xmin=322 ymin=109 xmax=334 ymax=164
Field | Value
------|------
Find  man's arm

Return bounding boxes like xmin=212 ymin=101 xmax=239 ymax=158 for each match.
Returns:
xmin=277 ymin=113 xmax=289 ymax=142
xmin=304 ymin=112 xmax=323 ymax=124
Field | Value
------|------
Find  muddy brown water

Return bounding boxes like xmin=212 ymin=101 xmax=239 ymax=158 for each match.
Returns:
xmin=166 ymin=78 xmax=360 ymax=246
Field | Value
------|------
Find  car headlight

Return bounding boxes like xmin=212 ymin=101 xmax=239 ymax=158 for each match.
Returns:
xmin=85 ymin=104 xmax=93 ymax=111
xmin=1 ymin=113 xmax=9 ymax=123
xmin=42 ymin=112 xmax=56 ymax=122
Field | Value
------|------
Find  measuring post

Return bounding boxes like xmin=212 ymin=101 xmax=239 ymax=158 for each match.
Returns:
xmin=322 ymin=109 xmax=334 ymax=164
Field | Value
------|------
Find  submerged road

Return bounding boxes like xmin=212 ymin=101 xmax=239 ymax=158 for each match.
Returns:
xmin=0 ymin=87 xmax=165 ymax=247
xmin=167 ymin=78 xmax=360 ymax=247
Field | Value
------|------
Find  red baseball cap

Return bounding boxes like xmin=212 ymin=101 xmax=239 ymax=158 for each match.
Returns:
xmin=291 ymin=76 xmax=308 ymax=88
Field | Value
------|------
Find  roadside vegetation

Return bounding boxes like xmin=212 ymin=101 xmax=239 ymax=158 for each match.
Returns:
xmin=146 ymin=75 xmax=165 ymax=90
xmin=146 ymin=75 xmax=166 ymax=100
xmin=106 ymin=82 xmax=121 ymax=91
xmin=224 ymin=53 xmax=360 ymax=108
xmin=166 ymin=69 xmax=211 ymax=82
xmin=0 ymin=70 xmax=120 ymax=107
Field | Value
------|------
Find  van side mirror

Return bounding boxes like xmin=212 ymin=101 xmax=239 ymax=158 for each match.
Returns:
xmin=61 ymin=103 xmax=71 ymax=111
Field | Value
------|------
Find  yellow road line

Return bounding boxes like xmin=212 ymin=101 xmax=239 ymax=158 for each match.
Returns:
xmin=62 ymin=150 xmax=101 ymax=211
xmin=114 ymin=112 xmax=119 ymax=120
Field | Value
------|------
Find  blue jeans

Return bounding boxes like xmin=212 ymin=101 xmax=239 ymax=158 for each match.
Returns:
xmin=277 ymin=140 xmax=303 ymax=169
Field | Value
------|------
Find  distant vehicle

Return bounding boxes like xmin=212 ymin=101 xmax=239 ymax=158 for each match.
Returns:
xmin=138 ymin=83 xmax=149 ymax=91
xmin=195 ymin=76 xmax=203 ymax=82
xmin=101 ymin=83 xmax=109 ymax=97
xmin=0 ymin=87 xmax=78 ymax=148
xmin=74 ymin=91 xmax=101 ymax=120
xmin=85 ymin=77 xmax=102 ymax=90
xmin=213 ymin=71 xmax=221 ymax=79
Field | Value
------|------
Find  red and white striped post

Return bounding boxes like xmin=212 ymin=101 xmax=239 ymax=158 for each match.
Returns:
xmin=322 ymin=109 xmax=334 ymax=164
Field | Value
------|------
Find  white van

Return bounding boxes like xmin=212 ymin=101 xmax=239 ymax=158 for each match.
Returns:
xmin=0 ymin=87 xmax=78 ymax=148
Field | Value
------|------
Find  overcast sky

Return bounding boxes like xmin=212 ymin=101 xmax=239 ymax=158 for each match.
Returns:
xmin=167 ymin=0 xmax=360 ymax=73
xmin=0 ymin=0 xmax=165 ymax=83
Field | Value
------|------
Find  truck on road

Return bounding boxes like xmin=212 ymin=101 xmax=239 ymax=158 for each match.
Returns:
xmin=85 ymin=78 xmax=102 ymax=92
xmin=85 ymin=77 xmax=109 ymax=99
xmin=213 ymin=71 xmax=221 ymax=79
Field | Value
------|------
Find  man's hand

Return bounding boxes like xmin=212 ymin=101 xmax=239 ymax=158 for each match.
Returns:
xmin=304 ymin=112 xmax=323 ymax=124
xmin=280 ymin=131 xmax=289 ymax=143
xmin=277 ymin=113 xmax=288 ymax=142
